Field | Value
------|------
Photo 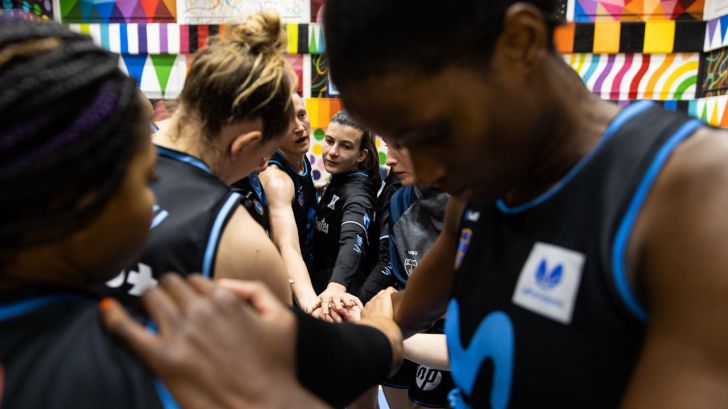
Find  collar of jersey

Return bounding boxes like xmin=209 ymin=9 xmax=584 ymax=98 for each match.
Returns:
xmin=272 ymin=150 xmax=310 ymax=177
xmin=495 ymin=100 xmax=654 ymax=214
xmin=156 ymin=145 xmax=212 ymax=175
xmin=0 ymin=294 xmax=89 ymax=321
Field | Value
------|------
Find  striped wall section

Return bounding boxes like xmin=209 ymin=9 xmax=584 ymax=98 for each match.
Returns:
xmin=565 ymin=53 xmax=700 ymax=100
xmin=67 ymin=22 xmax=325 ymax=54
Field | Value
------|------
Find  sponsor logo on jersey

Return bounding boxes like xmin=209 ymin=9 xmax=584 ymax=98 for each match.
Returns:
xmin=150 ymin=204 xmax=169 ymax=229
xmin=327 ymin=194 xmax=339 ymax=210
xmin=316 ymin=218 xmax=329 ymax=234
xmin=465 ymin=210 xmax=481 ymax=222
xmin=512 ymin=242 xmax=585 ymax=324
xmin=415 ymin=365 xmax=442 ymax=391
xmin=106 ymin=262 xmax=159 ymax=296
xmin=454 ymin=228 xmax=473 ymax=270
xmin=254 ymin=200 xmax=264 ymax=216
xmin=404 ymin=258 xmax=418 ymax=276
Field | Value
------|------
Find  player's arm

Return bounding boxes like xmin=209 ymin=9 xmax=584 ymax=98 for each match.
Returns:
xmin=622 ymin=128 xmax=728 ymax=407
xmin=403 ymin=333 xmax=449 ymax=371
xmin=214 ymin=206 xmax=291 ymax=304
xmin=260 ymin=166 xmax=320 ymax=312
xmin=394 ymin=197 xmax=465 ymax=338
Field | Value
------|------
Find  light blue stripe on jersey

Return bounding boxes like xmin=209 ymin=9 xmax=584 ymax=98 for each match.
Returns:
xmin=611 ymin=119 xmax=702 ymax=321
xmin=202 ymin=192 xmax=242 ymax=278
xmin=156 ymin=146 xmax=211 ymax=174
xmin=0 ymin=295 xmax=82 ymax=321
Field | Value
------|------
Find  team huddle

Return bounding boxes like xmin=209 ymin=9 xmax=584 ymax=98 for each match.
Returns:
xmin=3 ymin=0 xmax=728 ymax=408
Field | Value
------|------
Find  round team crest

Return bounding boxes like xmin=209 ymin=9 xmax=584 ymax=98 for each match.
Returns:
xmin=254 ymin=200 xmax=264 ymax=216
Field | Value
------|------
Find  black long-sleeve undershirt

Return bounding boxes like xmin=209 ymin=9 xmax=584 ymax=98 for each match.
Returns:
xmin=294 ymin=309 xmax=392 ymax=407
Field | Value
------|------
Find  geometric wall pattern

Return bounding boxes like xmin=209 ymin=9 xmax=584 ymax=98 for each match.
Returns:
xmin=573 ymin=0 xmax=705 ymax=21
xmin=66 ymin=22 xmax=324 ymax=54
xmin=565 ymin=52 xmax=700 ymax=100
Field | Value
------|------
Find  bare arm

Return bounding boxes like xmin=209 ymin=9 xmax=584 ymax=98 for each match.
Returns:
xmin=403 ymin=333 xmax=449 ymax=371
xmin=215 ymin=206 xmax=291 ymax=304
xmin=622 ymin=128 xmax=728 ymax=407
xmin=394 ymin=197 xmax=465 ymax=338
xmin=260 ymin=166 xmax=320 ymax=312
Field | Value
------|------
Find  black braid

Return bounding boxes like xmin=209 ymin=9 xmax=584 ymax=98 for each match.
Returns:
xmin=0 ymin=19 xmax=143 ymax=256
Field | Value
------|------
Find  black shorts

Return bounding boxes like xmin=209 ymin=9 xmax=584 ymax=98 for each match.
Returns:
xmin=381 ymin=360 xmax=454 ymax=408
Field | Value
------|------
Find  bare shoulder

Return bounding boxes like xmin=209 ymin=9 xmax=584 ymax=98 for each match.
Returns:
xmin=260 ymin=166 xmax=294 ymax=202
xmin=632 ymin=125 xmax=728 ymax=311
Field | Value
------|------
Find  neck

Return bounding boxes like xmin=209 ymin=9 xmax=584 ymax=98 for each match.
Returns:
xmin=279 ymin=149 xmax=306 ymax=172
xmin=502 ymin=57 xmax=620 ymax=206
xmin=0 ymin=249 xmax=90 ymax=294
xmin=153 ymin=111 xmax=235 ymax=183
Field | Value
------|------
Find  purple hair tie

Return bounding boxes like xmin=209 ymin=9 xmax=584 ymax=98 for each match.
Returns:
xmin=0 ymin=83 xmax=120 ymax=174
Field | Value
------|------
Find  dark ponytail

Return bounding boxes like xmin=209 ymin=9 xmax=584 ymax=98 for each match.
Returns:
xmin=330 ymin=110 xmax=381 ymax=189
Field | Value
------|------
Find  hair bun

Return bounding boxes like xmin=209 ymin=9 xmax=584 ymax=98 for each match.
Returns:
xmin=230 ymin=11 xmax=285 ymax=54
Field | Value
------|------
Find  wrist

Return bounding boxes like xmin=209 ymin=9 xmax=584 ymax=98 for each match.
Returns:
xmin=326 ymin=282 xmax=346 ymax=293
xmin=358 ymin=317 xmax=403 ymax=374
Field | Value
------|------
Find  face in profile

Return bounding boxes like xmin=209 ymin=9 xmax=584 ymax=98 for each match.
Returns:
xmin=68 ymin=103 xmax=158 ymax=284
xmin=322 ymin=122 xmax=367 ymax=175
xmin=384 ymin=137 xmax=415 ymax=186
xmin=280 ymin=93 xmax=311 ymax=155
xmin=339 ymin=64 xmax=537 ymax=202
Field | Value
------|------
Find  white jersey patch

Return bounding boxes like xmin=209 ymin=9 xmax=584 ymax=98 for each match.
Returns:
xmin=512 ymin=242 xmax=585 ymax=324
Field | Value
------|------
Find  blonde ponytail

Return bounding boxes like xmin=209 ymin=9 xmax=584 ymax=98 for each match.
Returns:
xmin=179 ymin=11 xmax=294 ymax=143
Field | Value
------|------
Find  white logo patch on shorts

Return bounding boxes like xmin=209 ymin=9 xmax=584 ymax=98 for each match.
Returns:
xmin=415 ymin=365 xmax=442 ymax=391
xmin=512 ymin=242 xmax=585 ymax=324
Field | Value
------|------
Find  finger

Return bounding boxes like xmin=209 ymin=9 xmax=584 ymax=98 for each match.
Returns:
xmin=159 ymin=274 xmax=198 ymax=309
xmin=329 ymin=309 xmax=342 ymax=323
xmin=218 ymin=280 xmax=279 ymax=316
xmin=333 ymin=296 xmax=343 ymax=311
xmin=100 ymin=298 xmax=162 ymax=366
xmin=188 ymin=274 xmax=216 ymax=296
xmin=321 ymin=296 xmax=330 ymax=315
xmin=140 ymin=286 xmax=180 ymax=334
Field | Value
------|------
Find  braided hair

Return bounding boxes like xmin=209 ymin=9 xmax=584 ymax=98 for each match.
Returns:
xmin=0 ymin=19 xmax=143 ymax=257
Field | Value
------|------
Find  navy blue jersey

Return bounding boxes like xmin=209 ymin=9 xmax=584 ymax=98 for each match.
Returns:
xmin=445 ymin=102 xmax=702 ymax=408
xmin=233 ymin=172 xmax=270 ymax=234
xmin=99 ymin=146 xmax=241 ymax=304
xmin=0 ymin=290 xmax=176 ymax=409
xmin=268 ymin=151 xmax=317 ymax=267
xmin=312 ymin=171 xmax=376 ymax=293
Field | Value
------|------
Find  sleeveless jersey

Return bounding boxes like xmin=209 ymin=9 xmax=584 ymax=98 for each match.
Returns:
xmin=445 ymin=102 xmax=703 ymax=408
xmin=312 ymin=172 xmax=376 ymax=293
xmin=0 ymin=290 xmax=175 ymax=409
xmin=269 ymin=151 xmax=318 ymax=267
xmin=101 ymin=146 xmax=241 ymax=304
xmin=232 ymin=172 xmax=270 ymax=234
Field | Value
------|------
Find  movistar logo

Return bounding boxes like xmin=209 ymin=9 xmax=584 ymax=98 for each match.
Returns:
xmin=535 ymin=259 xmax=563 ymax=289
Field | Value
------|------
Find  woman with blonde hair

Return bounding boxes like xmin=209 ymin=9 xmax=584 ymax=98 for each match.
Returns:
xmin=102 ymin=11 xmax=294 ymax=304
